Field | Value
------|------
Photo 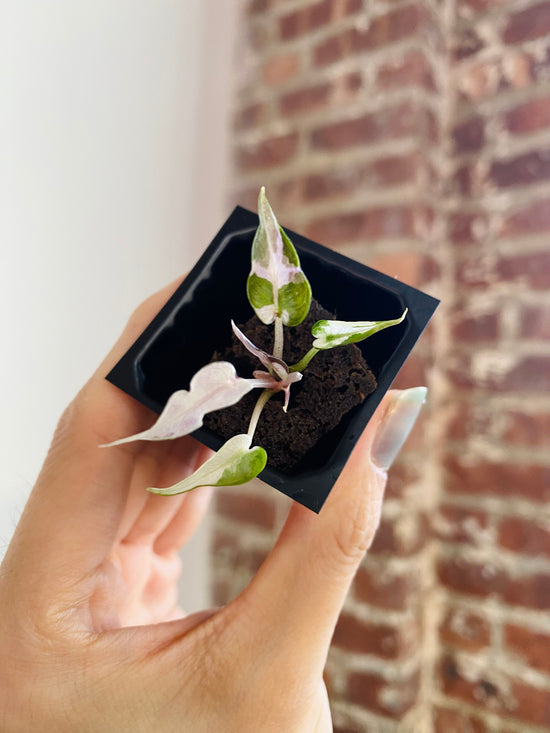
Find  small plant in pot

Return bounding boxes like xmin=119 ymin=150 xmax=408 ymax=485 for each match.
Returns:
xmin=106 ymin=189 xmax=439 ymax=512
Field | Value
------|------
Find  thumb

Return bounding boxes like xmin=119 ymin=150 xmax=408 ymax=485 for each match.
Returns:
xmin=229 ymin=387 xmax=427 ymax=676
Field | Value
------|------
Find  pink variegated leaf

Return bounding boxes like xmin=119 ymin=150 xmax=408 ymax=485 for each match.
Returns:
xmin=101 ymin=361 xmax=272 ymax=447
xmin=231 ymin=320 xmax=287 ymax=380
xmin=246 ymin=187 xmax=311 ymax=327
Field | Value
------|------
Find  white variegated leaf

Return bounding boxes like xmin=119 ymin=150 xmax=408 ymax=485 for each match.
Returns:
xmin=246 ymin=187 xmax=311 ymax=327
xmin=147 ymin=434 xmax=267 ymax=495
xmin=311 ymin=309 xmax=408 ymax=349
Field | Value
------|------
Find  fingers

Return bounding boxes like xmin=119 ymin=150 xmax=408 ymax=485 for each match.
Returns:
xmin=6 ymin=277 xmax=187 ymax=587
xmin=227 ymin=388 xmax=427 ymax=678
xmin=153 ymin=482 xmax=214 ymax=555
xmin=120 ymin=437 xmax=209 ymax=546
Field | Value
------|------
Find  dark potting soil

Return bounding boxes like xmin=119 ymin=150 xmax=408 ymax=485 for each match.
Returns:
xmin=202 ymin=299 xmax=377 ymax=473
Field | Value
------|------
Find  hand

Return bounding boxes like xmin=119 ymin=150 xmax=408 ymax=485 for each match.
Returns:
xmin=0 ymin=279 xmax=425 ymax=733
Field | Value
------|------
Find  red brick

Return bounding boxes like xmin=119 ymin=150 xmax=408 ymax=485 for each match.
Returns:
xmin=437 ymin=556 xmax=505 ymax=599
xmin=262 ymin=52 xmax=300 ymax=85
xmin=501 ymin=197 xmax=550 ymax=236
xmin=497 ymin=250 xmax=550 ymax=289
xmin=446 ymin=350 xmax=550 ymax=392
xmin=498 ymin=516 xmax=550 ymax=557
xmin=234 ymin=102 xmax=265 ymax=131
xmin=215 ymin=491 xmax=276 ymax=529
xmin=369 ymin=512 xmax=428 ymax=556
xmin=303 ymin=165 xmax=359 ymax=200
xmin=279 ymin=0 xmax=332 ymax=40
xmin=347 ymin=669 xmax=420 ymax=718
xmin=354 ymin=565 xmax=419 ymax=610
xmin=521 ymin=304 xmax=550 ymax=339
xmin=433 ymin=706 xmax=488 ymax=733
xmin=491 ymin=148 xmax=550 ymax=188
xmin=339 ymin=0 xmax=363 ymax=15
xmin=236 ymin=133 xmax=299 ymax=170
xmin=333 ymin=613 xmax=415 ymax=658
xmin=310 ymin=113 xmax=377 ymax=149
xmin=316 ymin=5 xmax=438 ymax=66
xmin=451 ymin=312 xmax=499 ymax=342
xmin=503 ymin=408 xmax=550 ymax=445
xmin=311 ymin=101 xmax=437 ymax=150
xmin=502 ymin=572 xmax=550 ymax=610
xmin=453 ymin=163 xmax=475 ymax=196
xmin=376 ymin=49 xmax=436 ymax=91
xmin=313 ymin=29 xmax=353 ymax=67
xmin=449 ymin=211 xmax=488 ymax=244
xmin=439 ymin=607 xmax=491 ymax=652
xmin=505 ymin=96 xmax=550 ymax=134
xmin=279 ymin=82 xmax=330 ymax=116
xmin=306 ymin=205 xmax=419 ymax=245
xmin=444 ymin=401 xmax=495 ymax=442
xmin=303 ymin=153 xmax=421 ymax=201
xmin=453 ymin=116 xmax=485 ymax=153
xmin=439 ymin=655 xmax=503 ymax=710
xmin=360 ymin=4 xmax=435 ymax=50
xmin=310 ymin=103 xmax=414 ymax=150
xmin=510 ymin=681 xmax=550 ymax=728
xmin=503 ymin=1 xmax=550 ymax=44
xmin=369 ymin=250 xmax=439 ymax=288
xmin=435 ymin=505 xmax=490 ymax=544
xmin=393 ymin=351 xmax=431 ymax=389
xmin=497 ymin=354 xmax=550 ymax=391
xmin=505 ymin=624 xmax=550 ymax=675
xmin=385 ymin=461 xmax=422 ymax=499
xmin=444 ymin=454 xmax=550 ymax=503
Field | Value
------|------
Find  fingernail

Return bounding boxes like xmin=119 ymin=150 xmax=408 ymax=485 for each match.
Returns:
xmin=371 ymin=387 xmax=428 ymax=471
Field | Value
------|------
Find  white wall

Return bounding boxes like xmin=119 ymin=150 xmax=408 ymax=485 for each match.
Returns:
xmin=0 ymin=1 xmax=238 ymax=612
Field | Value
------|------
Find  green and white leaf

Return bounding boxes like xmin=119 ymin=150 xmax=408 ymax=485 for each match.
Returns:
xmin=247 ymin=187 xmax=311 ymax=327
xmin=147 ymin=434 xmax=267 ymax=495
xmin=101 ymin=362 xmax=273 ymax=447
xmin=311 ymin=309 xmax=408 ymax=349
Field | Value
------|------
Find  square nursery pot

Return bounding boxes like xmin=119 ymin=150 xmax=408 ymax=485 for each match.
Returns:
xmin=107 ymin=205 xmax=439 ymax=513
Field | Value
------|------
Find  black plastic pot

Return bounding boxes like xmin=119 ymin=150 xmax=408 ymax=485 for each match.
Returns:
xmin=107 ymin=206 xmax=439 ymax=512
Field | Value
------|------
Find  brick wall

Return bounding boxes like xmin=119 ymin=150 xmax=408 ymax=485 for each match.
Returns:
xmin=210 ymin=0 xmax=550 ymax=730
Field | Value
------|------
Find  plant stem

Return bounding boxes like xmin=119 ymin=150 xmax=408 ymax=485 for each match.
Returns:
xmin=247 ymin=389 xmax=273 ymax=440
xmin=289 ymin=347 xmax=320 ymax=373
xmin=273 ymin=316 xmax=284 ymax=360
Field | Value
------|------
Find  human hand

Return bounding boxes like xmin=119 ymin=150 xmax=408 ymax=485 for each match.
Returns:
xmin=0 ymin=279 xmax=426 ymax=732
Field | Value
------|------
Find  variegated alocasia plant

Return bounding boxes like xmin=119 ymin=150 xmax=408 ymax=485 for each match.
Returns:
xmin=102 ymin=187 xmax=407 ymax=495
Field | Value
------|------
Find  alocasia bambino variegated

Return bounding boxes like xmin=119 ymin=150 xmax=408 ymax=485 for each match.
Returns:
xmin=103 ymin=188 xmax=408 ymax=495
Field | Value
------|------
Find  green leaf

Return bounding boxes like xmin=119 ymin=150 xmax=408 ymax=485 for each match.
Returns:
xmin=311 ymin=309 xmax=408 ymax=349
xmin=246 ymin=187 xmax=311 ymax=326
xmin=147 ymin=434 xmax=267 ymax=496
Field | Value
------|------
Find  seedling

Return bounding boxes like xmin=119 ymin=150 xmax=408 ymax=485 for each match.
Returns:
xmin=103 ymin=188 xmax=407 ymax=494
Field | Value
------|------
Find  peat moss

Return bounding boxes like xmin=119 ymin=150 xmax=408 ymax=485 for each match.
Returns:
xmin=202 ymin=299 xmax=377 ymax=473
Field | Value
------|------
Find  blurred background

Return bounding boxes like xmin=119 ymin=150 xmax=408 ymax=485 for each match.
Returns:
xmin=0 ymin=0 xmax=238 ymax=611
xmin=2 ymin=1 xmax=550 ymax=731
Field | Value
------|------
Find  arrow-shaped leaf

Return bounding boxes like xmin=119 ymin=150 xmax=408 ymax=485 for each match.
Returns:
xmin=147 ymin=434 xmax=267 ymax=495
xmin=101 ymin=361 xmax=273 ymax=447
xmin=311 ymin=309 xmax=408 ymax=349
xmin=246 ymin=187 xmax=311 ymax=327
